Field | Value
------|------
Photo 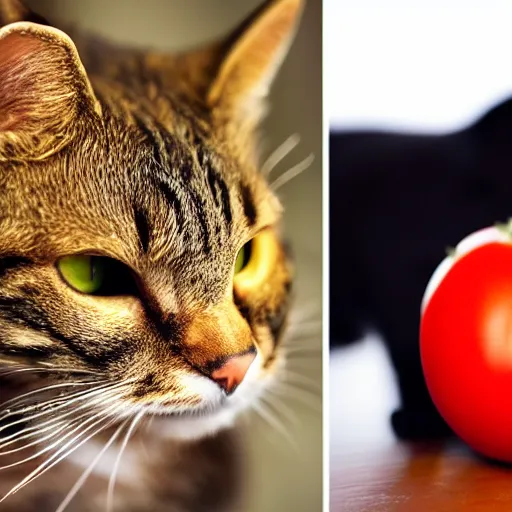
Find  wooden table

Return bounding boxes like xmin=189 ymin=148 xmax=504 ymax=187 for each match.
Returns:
xmin=331 ymin=437 xmax=512 ymax=511
xmin=330 ymin=344 xmax=512 ymax=511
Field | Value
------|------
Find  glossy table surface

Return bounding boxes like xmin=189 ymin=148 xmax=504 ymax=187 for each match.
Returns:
xmin=331 ymin=341 xmax=512 ymax=511
xmin=332 ymin=440 xmax=512 ymax=512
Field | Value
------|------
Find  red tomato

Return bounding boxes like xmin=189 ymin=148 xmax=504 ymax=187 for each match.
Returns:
xmin=421 ymin=226 xmax=512 ymax=462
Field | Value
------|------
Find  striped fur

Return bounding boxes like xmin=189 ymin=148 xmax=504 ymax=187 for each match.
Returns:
xmin=0 ymin=0 xmax=303 ymax=510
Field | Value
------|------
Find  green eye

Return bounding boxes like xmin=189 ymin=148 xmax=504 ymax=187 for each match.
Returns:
xmin=57 ymin=255 xmax=138 ymax=296
xmin=234 ymin=242 xmax=252 ymax=274
xmin=57 ymin=255 xmax=105 ymax=294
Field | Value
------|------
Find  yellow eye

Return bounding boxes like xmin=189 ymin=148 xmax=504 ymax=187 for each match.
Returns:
xmin=57 ymin=255 xmax=105 ymax=294
xmin=233 ymin=229 xmax=281 ymax=294
xmin=57 ymin=255 xmax=138 ymax=296
xmin=234 ymin=242 xmax=252 ymax=274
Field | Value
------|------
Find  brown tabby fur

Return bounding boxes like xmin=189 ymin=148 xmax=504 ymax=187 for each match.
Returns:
xmin=0 ymin=0 xmax=304 ymax=510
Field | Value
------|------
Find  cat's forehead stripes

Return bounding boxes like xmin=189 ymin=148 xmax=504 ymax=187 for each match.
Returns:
xmin=202 ymin=151 xmax=234 ymax=230
xmin=125 ymin=125 xmax=268 ymax=263
xmin=130 ymin=150 xmax=233 ymax=262
xmin=109 ymin=100 xmax=265 ymax=227
xmin=133 ymin=205 xmax=151 ymax=255
xmin=240 ymin=183 xmax=257 ymax=227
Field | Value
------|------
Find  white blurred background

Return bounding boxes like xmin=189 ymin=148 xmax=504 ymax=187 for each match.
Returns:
xmin=327 ymin=0 xmax=512 ymax=454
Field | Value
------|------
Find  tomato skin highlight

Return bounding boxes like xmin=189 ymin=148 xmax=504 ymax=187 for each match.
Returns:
xmin=421 ymin=241 xmax=512 ymax=462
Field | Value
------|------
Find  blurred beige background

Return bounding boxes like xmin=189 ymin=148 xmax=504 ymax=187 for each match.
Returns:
xmin=26 ymin=1 xmax=323 ymax=510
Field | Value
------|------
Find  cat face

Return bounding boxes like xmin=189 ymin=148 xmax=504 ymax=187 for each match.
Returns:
xmin=0 ymin=0 xmax=303 ymax=439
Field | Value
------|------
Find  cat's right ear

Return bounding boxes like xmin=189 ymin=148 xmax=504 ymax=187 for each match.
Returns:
xmin=0 ymin=21 xmax=101 ymax=161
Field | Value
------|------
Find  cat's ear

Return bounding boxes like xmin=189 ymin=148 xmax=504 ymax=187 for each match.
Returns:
xmin=0 ymin=0 xmax=50 ymax=27
xmin=0 ymin=21 xmax=101 ymax=161
xmin=206 ymin=0 xmax=303 ymax=122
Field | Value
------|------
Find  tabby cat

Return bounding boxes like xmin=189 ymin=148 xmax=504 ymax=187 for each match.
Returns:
xmin=0 ymin=0 xmax=304 ymax=510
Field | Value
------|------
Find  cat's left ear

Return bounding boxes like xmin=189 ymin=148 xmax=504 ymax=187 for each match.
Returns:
xmin=206 ymin=0 xmax=303 ymax=123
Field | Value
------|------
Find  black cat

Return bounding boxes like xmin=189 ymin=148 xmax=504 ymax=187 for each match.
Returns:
xmin=330 ymin=97 xmax=512 ymax=440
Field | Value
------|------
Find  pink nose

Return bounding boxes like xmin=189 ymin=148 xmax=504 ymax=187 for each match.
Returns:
xmin=211 ymin=352 xmax=256 ymax=395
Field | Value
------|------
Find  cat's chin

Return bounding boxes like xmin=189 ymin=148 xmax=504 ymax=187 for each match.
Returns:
xmin=155 ymin=405 xmax=241 ymax=441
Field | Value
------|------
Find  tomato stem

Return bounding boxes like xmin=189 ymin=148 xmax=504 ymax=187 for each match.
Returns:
xmin=495 ymin=219 xmax=512 ymax=238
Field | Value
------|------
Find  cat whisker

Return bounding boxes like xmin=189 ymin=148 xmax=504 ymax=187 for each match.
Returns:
xmin=0 ymin=410 xmax=122 ymax=503
xmin=0 ymin=378 xmax=133 ymax=420
xmin=0 ymin=379 xmax=110 ymax=412
xmin=0 ymin=402 xmax=92 ymax=443
xmin=144 ymin=412 xmax=157 ymax=433
xmin=251 ymin=399 xmax=298 ymax=452
xmin=21 ymin=378 xmax=134 ymax=410
xmin=281 ymin=370 xmax=321 ymax=392
xmin=237 ymin=398 xmax=277 ymax=446
xmin=0 ymin=420 xmax=69 ymax=455
xmin=0 ymin=381 xmax=130 ymax=439
xmin=0 ymin=390 xmax=129 ymax=455
xmin=141 ymin=412 xmax=157 ymax=460
xmin=55 ymin=419 xmax=129 ymax=512
xmin=273 ymin=382 xmax=322 ymax=412
xmin=0 ymin=366 xmax=102 ymax=378
xmin=138 ymin=422 xmax=153 ymax=462
xmin=270 ymin=153 xmax=315 ymax=192
xmin=106 ymin=409 xmax=145 ymax=512
xmin=261 ymin=133 xmax=301 ymax=177
xmin=0 ymin=382 xmax=133 ymax=454
xmin=260 ymin=393 xmax=300 ymax=430
xmin=1 ymin=389 xmax=105 ymax=424
xmin=0 ymin=400 xmax=124 ymax=471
